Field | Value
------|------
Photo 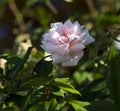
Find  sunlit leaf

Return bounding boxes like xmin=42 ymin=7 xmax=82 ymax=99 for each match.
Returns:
xmin=69 ymin=100 xmax=90 ymax=111
xmin=52 ymin=89 xmax=66 ymax=97
xmin=53 ymin=78 xmax=81 ymax=95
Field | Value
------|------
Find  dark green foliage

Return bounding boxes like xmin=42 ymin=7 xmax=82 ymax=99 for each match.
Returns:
xmin=33 ymin=57 xmax=53 ymax=77
xmin=107 ymin=45 xmax=120 ymax=110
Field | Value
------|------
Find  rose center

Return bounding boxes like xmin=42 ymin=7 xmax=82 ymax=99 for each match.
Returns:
xmin=59 ymin=36 xmax=69 ymax=43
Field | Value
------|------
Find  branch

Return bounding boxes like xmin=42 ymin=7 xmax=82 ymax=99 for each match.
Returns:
xmin=8 ymin=0 xmax=27 ymax=33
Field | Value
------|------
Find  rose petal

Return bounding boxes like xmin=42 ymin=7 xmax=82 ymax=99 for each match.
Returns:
xmin=63 ymin=19 xmax=73 ymax=35
xmin=70 ymin=32 xmax=86 ymax=45
xmin=50 ymin=22 xmax=64 ymax=35
xmin=70 ymin=43 xmax=85 ymax=55
xmin=81 ymin=36 xmax=95 ymax=45
xmin=50 ymin=22 xmax=63 ymax=28
xmin=44 ymin=29 xmax=61 ymax=44
xmin=52 ymin=54 xmax=70 ymax=64
xmin=62 ymin=51 xmax=84 ymax=66
xmin=49 ymin=29 xmax=60 ymax=39
xmin=80 ymin=29 xmax=95 ymax=45
xmin=72 ymin=21 xmax=82 ymax=35
xmin=64 ymin=19 xmax=73 ymax=27
xmin=41 ymin=41 xmax=69 ymax=56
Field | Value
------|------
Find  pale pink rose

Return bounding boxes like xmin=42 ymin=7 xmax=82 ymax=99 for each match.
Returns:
xmin=41 ymin=19 xmax=95 ymax=66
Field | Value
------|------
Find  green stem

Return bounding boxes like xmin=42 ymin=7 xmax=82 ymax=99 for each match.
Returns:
xmin=22 ymin=88 xmax=34 ymax=111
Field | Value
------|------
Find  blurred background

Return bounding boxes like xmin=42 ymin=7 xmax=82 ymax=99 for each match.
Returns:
xmin=0 ymin=0 xmax=119 ymax=54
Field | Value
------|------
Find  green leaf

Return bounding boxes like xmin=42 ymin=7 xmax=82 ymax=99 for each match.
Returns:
xmin=22 ymin=47 xmax=33 ymax=63
xmin=5 ymin=47 xmax=33 ymax=79
xmin=69 ymin=100 xmax=90 ymax=111
xmin=33 ymin=57 xmax=53 ymax=77
xmin=81 ymin=78 xmax=105 ymax=93
xmin=28 ymin=102 xmax=45 ymax=111
xmin=57 ymin=101 xmax=67 ymax=110
xmin=49 ymin=98 xmax=58 ymax=111
xmin=73 ymin=71 xmax=93 ymax=85
xmin=52 ymin=89 xmax=66 ymax=97
xmin=108 ymin=45 xmax=118 ymax=61
xmin=79 ymin=78 xmax=108 ymax=101
xmin=54 ymin=78 xmax=69 ymax=83
xmin=44 ymin=98 xmax=58 ymax=111
xmin=53 ymin=78 xmax=81 ymax=95
xmin=20 ymin=77 xmax=49 ymax=87
xmin=5 ymin=56 xmax=23 ymax=75
xmin=44 ymin=100 xmax=51 ymax=111
xmin=107 ymin=45 xmax=120 ymax=109
xmin=28 ymin=99 xmax=58 ymax=111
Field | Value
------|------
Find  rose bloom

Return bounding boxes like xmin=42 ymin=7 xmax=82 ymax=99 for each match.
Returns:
xmin=41 ymin=19 xmax=95 ymax=66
